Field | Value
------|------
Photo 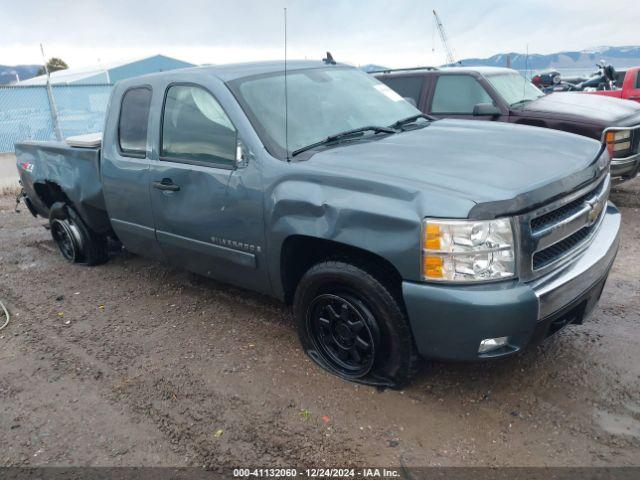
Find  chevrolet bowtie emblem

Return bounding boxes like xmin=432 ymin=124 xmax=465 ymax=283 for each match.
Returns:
xmin=586 ymin=198 xmax=604 ymax=225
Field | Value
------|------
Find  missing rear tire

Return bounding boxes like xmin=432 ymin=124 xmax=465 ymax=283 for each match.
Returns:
xmin=50 ymin=218 xmax=82 ymax=262
xmin=49 ymin=203 xmax=108 ymax=266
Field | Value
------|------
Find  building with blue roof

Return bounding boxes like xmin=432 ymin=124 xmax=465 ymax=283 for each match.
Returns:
xmin=17 ymin=54 xmax=194 ymax=85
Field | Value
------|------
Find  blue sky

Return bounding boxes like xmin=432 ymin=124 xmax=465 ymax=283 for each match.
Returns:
xmin=1 ymin=0 xmax=638 ymax=68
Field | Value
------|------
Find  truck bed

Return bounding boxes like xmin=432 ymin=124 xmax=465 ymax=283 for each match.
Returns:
xmin=15 ymin=139 xmax=112 ymax=235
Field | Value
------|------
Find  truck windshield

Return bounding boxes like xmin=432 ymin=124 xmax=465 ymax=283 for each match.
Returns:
xmin=486 ymin=72 xmax=544 ymax=107
xmin=232 ymin=67 xmax=421 ymax=159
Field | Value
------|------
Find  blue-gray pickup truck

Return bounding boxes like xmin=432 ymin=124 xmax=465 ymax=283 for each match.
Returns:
xmin=15 ymin=60 xmax=620 ymax=387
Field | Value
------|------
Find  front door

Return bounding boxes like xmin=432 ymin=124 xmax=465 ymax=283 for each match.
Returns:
xmin=148 ymin=83 xmax=268 ymax=292
xmin=427 ymin=74 xmax=505 ymax=121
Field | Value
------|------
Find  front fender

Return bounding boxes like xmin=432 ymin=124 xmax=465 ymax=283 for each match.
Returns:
xmin=264 ymin=173 xmax=471 ymax=297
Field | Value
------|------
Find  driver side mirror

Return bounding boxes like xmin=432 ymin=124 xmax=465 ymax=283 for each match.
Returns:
xmin=473 ymin=103 xmax=501 ymax=117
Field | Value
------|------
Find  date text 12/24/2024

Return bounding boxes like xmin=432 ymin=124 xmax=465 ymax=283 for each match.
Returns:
xmin=233 ymin=468 xmax=401 ymax=478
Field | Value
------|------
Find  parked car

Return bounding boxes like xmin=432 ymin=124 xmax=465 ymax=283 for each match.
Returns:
xmin=585 ymin=67 xmax=640 ymax=103
xmin=16 ymin=61 xmax=619 ymax=387
xmin=373 ymin=66 xmax=640 ymax=183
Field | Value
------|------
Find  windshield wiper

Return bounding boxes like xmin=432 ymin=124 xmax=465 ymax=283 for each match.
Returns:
xmin=291 ymin=126 xmax=395 ymax=157
xmin=389 ymin=113 xmax=435 ymax=130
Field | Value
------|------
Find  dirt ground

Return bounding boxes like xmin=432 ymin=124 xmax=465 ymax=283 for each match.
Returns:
xmin=0 ymin=183 xmax=639 ymax=468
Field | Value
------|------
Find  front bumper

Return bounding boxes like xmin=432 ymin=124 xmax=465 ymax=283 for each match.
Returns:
xmin=610 ymin=152 xmax=640 ymax=184
xmin=402 ymin=203 xmax=621 ymax=361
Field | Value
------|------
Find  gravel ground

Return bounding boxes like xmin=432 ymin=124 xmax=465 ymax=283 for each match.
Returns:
xmin=0 ymin=183 xmax=639 ymax=468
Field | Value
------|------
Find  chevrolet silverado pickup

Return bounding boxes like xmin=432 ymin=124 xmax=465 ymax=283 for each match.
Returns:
xmin=16 ymin=61 xmax=620 ymax=387
xmin=374 ymin=66 xmax=640 ymax=184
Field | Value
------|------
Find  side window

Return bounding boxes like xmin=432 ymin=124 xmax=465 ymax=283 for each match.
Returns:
xmin=118 ymin=87 xmax=152 ymax=156
xmin=431 ymin=75 xmax=493 ymax=114
xmin=161 ymin=85 xmax=236 ymax=165
xmin=635 ymin=72 xmax=640 ymax=90
xmin=379 ymin=76 xmax=424 ymax=106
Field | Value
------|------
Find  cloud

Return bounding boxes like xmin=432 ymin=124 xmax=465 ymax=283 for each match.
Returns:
xmin=1 ymin=0 xmax=638 ymax=68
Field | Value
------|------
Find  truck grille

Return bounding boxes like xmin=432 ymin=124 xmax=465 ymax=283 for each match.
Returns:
xmin=517 ymin=173 xmax=610 ymax=280
xmin=530 ymin=180 xmax=605 ymax=232
xmin=532 ymin=224 xmax=594 ymax=270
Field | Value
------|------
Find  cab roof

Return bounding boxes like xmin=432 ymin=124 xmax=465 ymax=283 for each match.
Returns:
xmin=376 ymin=66 xmax=517 ymax=77
xmin=126 ymin=60 xmax=347 ymax=84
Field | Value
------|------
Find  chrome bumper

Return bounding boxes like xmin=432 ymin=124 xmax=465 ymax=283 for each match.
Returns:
xmin=611 ymin=152 xmax=640 ymax=184
xmin=529 ymin=203 xmax=620 ymax=319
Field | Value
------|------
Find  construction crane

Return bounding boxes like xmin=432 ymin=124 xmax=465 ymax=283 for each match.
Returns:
xmin=432 ymin=9 xmax=459 ymax=66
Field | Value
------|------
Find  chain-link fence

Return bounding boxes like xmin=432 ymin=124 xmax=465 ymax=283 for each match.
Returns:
xmin=0 ymin=84 xmax=112 ymax=152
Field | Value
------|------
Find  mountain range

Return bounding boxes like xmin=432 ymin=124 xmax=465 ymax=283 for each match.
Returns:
xmin=0 ymin=64 xmax=41 ymax=85
xmin=457 ymin=46 xmax=640 ymax=71
xmin=362 ymin=46 xmax=640 ymax=73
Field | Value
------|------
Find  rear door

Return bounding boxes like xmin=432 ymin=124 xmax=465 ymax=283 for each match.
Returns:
xmin=101 ymin=85 xmax=164 ymax=259
xmin=426 ymin=74 xmax=506 ymax=121
xmin=148 ymin=81 xmax=268 ymax=292
xmin=376 ymin=75 xmax=427 ymax=109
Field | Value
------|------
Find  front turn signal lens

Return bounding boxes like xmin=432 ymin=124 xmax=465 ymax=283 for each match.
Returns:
xmin=423 ymin=255 xmax=444 ymax=279
xmin=424 ymin=223 xmax=441 ymax=250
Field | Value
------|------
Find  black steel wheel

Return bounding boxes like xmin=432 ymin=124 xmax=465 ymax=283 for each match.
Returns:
xmin=50 ymin=218 xmax=81 ymax=262
xmin=307 ymin=293 xmax=378 ymax=377
xmin=294 ymin=260 xmax=419 ymax=388
xmin=48 ymin=202 xmax=108 ymax=266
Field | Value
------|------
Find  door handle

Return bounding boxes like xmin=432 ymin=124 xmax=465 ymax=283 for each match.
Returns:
xmin=152 ymin=179 xmax=180 ymax=191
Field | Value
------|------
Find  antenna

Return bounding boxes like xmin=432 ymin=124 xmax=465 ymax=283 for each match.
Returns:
xmin=523 ymin=44 xmax=529 ymax=102
xmin=284 ymin=7 xmax=290 ymax=162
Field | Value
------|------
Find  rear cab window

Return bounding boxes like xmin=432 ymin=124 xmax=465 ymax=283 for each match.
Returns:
xmin=431 ymin=75 xmax=492 ymax=114
xmin=118 ymin=87 xmax=152 ymax=157
xmin=378 ymin=76 xmax=425 ymax=107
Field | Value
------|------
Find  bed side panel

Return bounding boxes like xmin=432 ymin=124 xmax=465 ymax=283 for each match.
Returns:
xmin=15 ymin=141 xmax=112 ymax=234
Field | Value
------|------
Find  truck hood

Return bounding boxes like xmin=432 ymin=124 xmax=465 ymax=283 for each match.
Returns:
xmin=306 ymin=119 xmax=604 ymax=218
xmin=519 ymin=92 xmax=640 ymax=126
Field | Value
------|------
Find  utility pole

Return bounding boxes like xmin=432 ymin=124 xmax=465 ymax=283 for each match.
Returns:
xmin=432 ymin=10 xmax=458 ymax=66
xmin=41 ymin=43 xmax=63 ymax=141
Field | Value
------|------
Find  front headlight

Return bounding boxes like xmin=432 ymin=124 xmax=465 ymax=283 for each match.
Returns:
xmin=422 ymin=218 xmax=515 ymax=282
xmin=605 ymin=129 xmax=632 ymax=156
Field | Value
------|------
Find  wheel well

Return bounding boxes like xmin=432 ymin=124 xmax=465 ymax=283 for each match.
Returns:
xmin=33 ymin=181 xmax=70 ymax=210
xmin=280 ymin=235 xmax=404 ymax=304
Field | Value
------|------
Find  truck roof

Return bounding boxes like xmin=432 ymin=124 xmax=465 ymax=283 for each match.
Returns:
xmin=119 ymin=60 xmax=343 ymax=85
xmin=375 ymin=66 xmax=516 ymax=77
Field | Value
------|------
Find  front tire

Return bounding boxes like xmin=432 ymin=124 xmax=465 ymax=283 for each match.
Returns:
xmin=294 ymin=260 xmax=418 ymax=388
